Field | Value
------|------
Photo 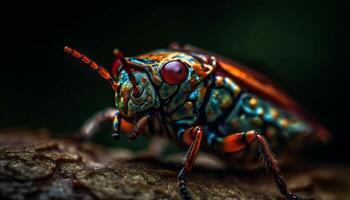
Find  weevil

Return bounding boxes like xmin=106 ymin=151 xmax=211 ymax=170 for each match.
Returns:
xmin=64 ymin=43 xmax=330 ymax=200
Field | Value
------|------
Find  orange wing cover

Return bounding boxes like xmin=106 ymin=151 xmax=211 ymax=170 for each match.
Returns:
xmin=182 ymin=45 xmax=330 ymax=141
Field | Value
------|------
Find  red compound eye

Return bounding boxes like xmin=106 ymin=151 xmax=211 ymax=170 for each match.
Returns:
xmin=160 ymin=61 xmax=188 ymax=85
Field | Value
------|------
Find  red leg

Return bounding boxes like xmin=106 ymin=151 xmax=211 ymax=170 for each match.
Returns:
xmin=128 ymin=114 xmax=151 ymax=141
xmin=178 ymin=126 xmax=204 ymax=200
xmin=219 ymin=130 xmax=304 ymax=200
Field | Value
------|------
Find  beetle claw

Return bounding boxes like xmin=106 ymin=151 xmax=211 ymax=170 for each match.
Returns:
xmin=128 ymin=133 xmax=137 ymax=141
xmin=111 ymin=132 xmax=120 ymax=140
xmin=128 ymin=114 xmax=150 ymax=141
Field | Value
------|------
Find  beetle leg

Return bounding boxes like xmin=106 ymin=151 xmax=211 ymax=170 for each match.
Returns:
xmin=78 ymin=108 xmax=127 ymax=140
xmin=111 ymin=110 xmax=122 ymax=140
xmin=79 ymin=108 xmax=117 ymax=139
xmin=128 ymin=114 xmax=151 ymax=141
xmin=177 ymin=126 xmax=204 ymax=200
xmin=218 ymin=130 xmax=304 ymax=200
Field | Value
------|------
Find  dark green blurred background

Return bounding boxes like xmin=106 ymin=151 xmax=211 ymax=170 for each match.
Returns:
xmin=1 ymin=1 xmax=348 ymax=161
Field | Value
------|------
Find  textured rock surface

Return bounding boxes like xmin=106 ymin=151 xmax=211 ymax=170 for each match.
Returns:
xmin=0 ymin=129 xmax=349 ymax=200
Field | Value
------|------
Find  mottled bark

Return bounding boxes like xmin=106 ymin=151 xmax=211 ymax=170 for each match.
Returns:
xmin=0 ymin=129 xmax=349 ymax=200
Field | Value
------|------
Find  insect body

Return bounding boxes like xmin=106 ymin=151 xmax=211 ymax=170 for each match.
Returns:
xmin=64 ymin=44 xmax=330 ymax=200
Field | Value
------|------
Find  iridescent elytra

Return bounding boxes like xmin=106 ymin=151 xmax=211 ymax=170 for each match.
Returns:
xmin=64 ymin=43 xmax=330 ymax=200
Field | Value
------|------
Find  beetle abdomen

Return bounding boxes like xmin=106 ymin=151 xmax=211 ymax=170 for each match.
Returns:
xmin=202 ymin=74 xmax=313 ymax=152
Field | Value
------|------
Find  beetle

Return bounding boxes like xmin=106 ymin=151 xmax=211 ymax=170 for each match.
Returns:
xmin=64 ymin=43 xmax=330 ymax=200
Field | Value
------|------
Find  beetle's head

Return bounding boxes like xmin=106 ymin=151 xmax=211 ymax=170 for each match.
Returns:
xmin=113 ymin=49 xmax=215 ymax=117
xmin=64 ymin=46 xmax=215 ymax=122
xmin=111 ymin=49 xmax=158 ymax=118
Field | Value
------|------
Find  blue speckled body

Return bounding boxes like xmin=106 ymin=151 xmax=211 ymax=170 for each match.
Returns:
xmin=158 ymin=72 xmax=311 ymax=156
xmin=66 ymin=45 xmax=328 ymax=200
xmin=111 ymin=48 xmax=322 ymax=163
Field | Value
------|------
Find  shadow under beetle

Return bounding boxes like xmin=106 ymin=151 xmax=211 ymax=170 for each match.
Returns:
xmin=64 ymin=43 xmax=330 ymax=200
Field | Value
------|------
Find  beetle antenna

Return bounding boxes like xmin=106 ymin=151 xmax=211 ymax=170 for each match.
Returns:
xmin=64 ymin=46 xmax=119 ymax=91
xmin=113 ymin=49 xmax=141 ymax=97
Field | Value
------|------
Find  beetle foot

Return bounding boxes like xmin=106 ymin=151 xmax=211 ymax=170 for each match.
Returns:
xmin=111 ymin=132 xmax=120 ymax=140
xmin=128 ymin=132 xmax=137 ymax=141
xmin=286 ymin=192 xmax=310 ymax=200
xmin=178 ymin=175 xmax=193 ymax=200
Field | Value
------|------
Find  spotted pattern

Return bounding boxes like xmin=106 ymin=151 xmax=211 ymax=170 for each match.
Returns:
xmin=113 ymin=49 xmax=314 ymax=157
